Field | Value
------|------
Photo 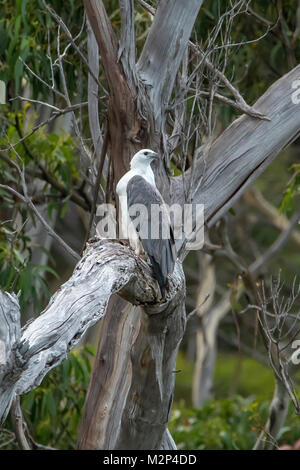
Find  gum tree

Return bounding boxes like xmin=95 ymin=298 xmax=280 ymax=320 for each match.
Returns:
xmin=0 ymin=0 xmax=300 ymax=450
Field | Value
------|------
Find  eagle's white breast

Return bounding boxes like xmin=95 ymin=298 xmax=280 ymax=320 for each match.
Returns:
xmin=116 ymin=164 xmax=155 ymax=254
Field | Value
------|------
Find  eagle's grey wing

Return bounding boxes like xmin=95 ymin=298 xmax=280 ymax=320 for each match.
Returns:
xmin=126 ymin=175 xmax=176 ymax=293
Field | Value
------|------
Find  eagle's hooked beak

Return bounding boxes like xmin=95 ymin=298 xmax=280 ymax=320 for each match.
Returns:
xmin=150 ymin=151 xmax=159 ymax=161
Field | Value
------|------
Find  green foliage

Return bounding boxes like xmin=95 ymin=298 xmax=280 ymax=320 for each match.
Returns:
xmin=0 ymin=0 xmax=299 ymax=451
xmin=19 ymin=345 xmax=95 ymax=450
xmin=251 ymin=223 xmax=279 ymax=249
xmin=0 ymin=107 xmax=81 ymax=222
xmin=0 ymin=105 xmax=80 ymax=313
xmin=170 ymin=396 xmax=264 ymax=450
xmin=0 ymin=219 xmax=59 ymax=313
xmin=172 ymin=354 xmax=300 ymax=450
xmin=280 ymin=163 xmax=300 ymax=214
xmin=170 ymin=395 xmax=300 ymax=450
xmin=170 ymin=160 xmax=183 ymax=177
xmin=192 ymin=0 xmax=300 ymax=125
xmin=0 ymin=0 xmax=85 ymax=101
xmin=2 ymin=346 xmax=299 ymax=450
xmin=1 ymin=107 xmax=79 ymax=187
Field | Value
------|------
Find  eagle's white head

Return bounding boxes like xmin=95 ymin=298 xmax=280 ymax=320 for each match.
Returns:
xmin=130 ymin=149 xmax=158 ymax=170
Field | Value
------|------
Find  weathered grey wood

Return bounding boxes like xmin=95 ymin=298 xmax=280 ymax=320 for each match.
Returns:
xmin=0 ymin=239 xmax=183 ymax=424
xmin=2 ymin=64 xmax=300 ymax=446
xmin=83 ymin=0 xmax=119 ymax=92
xmin=84 ymin=0 xmax=150 ymax=185
xmin=160 ymin=429 xmax=177 ymax=450
xmin=170 ymin=64 xmax=300 ymax=260
xmin=87 ymin=19 xmax=103 ymax=161
xmin=77 ymin=1 xmax=191 ymax=450
xmin=78 ymin=282 xmax=185 ymax=450
xmin=113 ymin=294 xmax=185 ymax=450
xmin=0 ymin=290 xmax=21 ymax=422
xmin=137 ymin=0 xmax=203 ymax=128
xmin=2 ymin=1 xmax=300 ymax=451
xmin=119 ymin=0 xmax=137 ymax=93
xmin=192 ymin=254 xmax=217 ymax=408
xmin=0 ymin=291 xmax=21 ymax=362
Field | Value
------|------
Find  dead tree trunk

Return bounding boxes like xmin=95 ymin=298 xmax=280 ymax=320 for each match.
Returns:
xmin=77 ymin=291 xmax=186 ymax=450
xmin=1 ymin=0 xmax=300 ymax=451
xmin=78 ymin=1 xmax=300 ymax=449
xmin=78 ymin=0 xmax=203 ymax=449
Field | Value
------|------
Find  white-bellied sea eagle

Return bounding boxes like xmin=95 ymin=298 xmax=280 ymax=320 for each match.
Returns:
xmin=116 ymin=149 xmax=176 ymax=296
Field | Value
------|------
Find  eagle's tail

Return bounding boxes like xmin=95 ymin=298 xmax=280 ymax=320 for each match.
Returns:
xmin=149 ymin=256 xmax=167 ymax=298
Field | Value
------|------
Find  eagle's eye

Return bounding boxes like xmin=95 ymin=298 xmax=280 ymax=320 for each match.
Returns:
xmin=144 ymin=151 xmax=149 ymax=156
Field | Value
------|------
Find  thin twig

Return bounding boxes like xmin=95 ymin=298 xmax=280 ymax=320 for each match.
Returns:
xmin=43 ymin=0 xmax=108 ymax=96
xmin=81 ymin=128 xmax=109 ymax=255
xmin=14 ymin=114 xmax=90 ymax=211
xmin=2 ymin=140 xmax=81 ymax=261
xmin=11 ymin=397 xmax=31 ymax=450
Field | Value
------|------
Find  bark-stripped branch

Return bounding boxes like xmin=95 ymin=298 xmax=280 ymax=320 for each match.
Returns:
xmin=83 ymin=0 xmax=120 ymax=92
xmin=137 ymin=0 xmax=268 ymax=121
xmin=2 ymin=65 xmax=299 ymax=425
xmin=137 ymin=0 xmax=203 ymax=128
xmin=180 ymin=65 xmax=300 ymax=227
xmin=0 ymin=239 xmax=183 ymax=423
xmin=11 ymin=397 xmax=31 ymax=450
xmin=83 ymin=0 xmax=145 ymax=182
xmin=1 ymin=1 xmax=300 ymax=451
xmin=119 ymin=0 xmax=137 ymax=91
xmin=87 ymin=19 xmax=103 ymax=161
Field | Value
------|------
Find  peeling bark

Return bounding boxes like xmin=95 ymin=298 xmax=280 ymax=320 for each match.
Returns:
xmin=137 ymin=0 xmax=203 ymax=129
xmin=78 ymin=281 xmax=186 ymax=450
